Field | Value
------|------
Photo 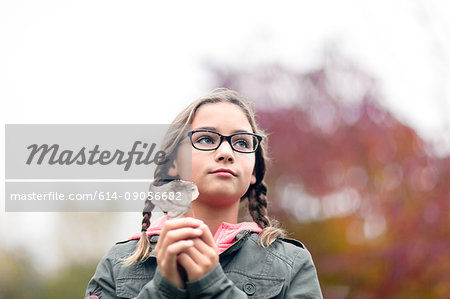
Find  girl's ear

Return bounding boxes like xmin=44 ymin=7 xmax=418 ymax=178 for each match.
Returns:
xmin=250 ymin=171 xmax=257 ymax=185
xmin=167 ymin=160 xmax=179 ymax=177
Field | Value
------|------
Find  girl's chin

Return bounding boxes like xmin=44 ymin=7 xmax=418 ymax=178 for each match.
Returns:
xmin=195 ymin=192 xmax=242 ymax=208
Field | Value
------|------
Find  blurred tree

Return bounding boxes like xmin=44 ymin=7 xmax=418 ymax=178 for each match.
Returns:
xmin=209 ymin=51 xmax=449 ymax=298
xmin=0 ymin=247 xmax=98 ymax=298
xmin=40 ymin=262 xmax=98 ymax=299
xmin=0 ymin=212 xmax=121 ymax=298
xmin=0 ymin=248 xmax=42 ymax=298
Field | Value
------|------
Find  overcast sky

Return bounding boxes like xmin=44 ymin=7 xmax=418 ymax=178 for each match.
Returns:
xmin=1 ymin=0 xmax=449 ymax=270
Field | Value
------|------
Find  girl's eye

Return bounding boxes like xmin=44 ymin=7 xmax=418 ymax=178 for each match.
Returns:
xmin=233 ymin=139 xmax=250 ymax=149
xmin=196 ymin=135 xmax=215 ymax=144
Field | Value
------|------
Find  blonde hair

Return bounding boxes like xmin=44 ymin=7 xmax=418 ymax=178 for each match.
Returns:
xmin=125 ymin=88 xmax=285 ymax=265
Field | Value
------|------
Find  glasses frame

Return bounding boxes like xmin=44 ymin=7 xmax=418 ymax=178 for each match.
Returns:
xmin=186 ymin=129 xmax=263 ymax=154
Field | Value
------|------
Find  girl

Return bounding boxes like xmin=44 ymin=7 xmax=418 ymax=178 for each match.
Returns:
xmin=85 ymin=88 xmax=323 ymax=298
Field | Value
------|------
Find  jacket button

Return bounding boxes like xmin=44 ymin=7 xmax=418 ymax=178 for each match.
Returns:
xmin=243 ymin=282 xmax=256 ymax=295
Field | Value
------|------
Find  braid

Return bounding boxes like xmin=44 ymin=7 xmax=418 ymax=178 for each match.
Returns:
xmin=141 ymin=198 xmax=154 ymax=232
xmin=248 ymin=180 xmax=286 ymax=247
xmin=124 ymin=197 xmax=154 ymax=266
xmin=248 ymin=181 xmax=271 ymax=228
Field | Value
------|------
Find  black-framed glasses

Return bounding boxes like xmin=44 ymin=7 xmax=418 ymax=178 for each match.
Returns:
xmin=186 ymin=129 xmax=262 ymax=153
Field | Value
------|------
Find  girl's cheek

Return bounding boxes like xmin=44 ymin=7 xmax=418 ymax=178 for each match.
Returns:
xmin=179 ymin=164 xmax=193 ymax=181
xmin=173 ymin=144 xmax=195 ymax=179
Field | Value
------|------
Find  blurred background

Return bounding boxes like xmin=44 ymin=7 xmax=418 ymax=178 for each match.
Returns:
xmin=1 ymin=0 xmax=449 ymax=298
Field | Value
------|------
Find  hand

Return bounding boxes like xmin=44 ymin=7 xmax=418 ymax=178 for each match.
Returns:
xmin=154 ymin=217 xmax=204 ymax=288
xmin=177 ymin=223 xmax=220 ymax=282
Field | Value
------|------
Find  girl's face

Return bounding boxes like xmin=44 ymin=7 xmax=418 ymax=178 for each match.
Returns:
xmin=170 ymin=102 xmax=257 ymax=207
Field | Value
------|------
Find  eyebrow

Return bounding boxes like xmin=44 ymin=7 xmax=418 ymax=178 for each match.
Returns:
xmin=194 ymin=126 xmax=253 ymax=134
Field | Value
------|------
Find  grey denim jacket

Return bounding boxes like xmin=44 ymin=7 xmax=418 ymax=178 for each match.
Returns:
xmin=85 ymin=231 xmax=323 ymax=298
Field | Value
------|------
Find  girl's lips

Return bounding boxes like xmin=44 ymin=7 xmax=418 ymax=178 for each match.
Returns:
xmin=210 ymin=168 xmax=236 ymax=177
xmin=212 ymin=172 xmax=234 ymax=178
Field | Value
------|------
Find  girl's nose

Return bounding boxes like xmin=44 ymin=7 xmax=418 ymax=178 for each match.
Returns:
xmin=214 ymin=139 xmax=235 ymax=162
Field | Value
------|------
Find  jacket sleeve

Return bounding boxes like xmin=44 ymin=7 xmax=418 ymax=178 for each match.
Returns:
xmin=185 ymin=264 xmax=248 ymax=298
xmin=85 ymin=245 xmax=187 ymax=299
xmin=286 ymin=247 xmax=323 ymax=299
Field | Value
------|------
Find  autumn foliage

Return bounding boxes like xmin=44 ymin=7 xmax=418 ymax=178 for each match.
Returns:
xmin=210 ymin=57 xmax=449 ymax=298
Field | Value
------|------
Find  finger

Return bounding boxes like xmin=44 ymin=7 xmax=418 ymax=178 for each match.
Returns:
xmin=166 ymin=239 xmax=195 ymax=257
xmin=191 ymin=238 xmax=219 ymax=266
xmin=197 ymin=223 xmax=218 ymax=251
xmin=182 ymin=243 xmax=204 ymax=264
xmin=190 ymin=237 xmax=211 ymax=255
xmin=158 ymin=239 xmax=194 ymax=270
xmin=157 ymin=240 xmax=194 ymax=289
xmin=177 ymin=252 xmax=201 ymax=280
xmin=157 ymin=218 xmax=202 ymax=249
xmin=178 ymin=246 xmax=218 ymax=282
xmin=157 ymin=227 xmax=203 ymax=252
xmin=179 ymin=238 xmax=218 ymax=272
xmin=163 ymin=227 xmax=203 ymax=246
xmin=161 ymin=217 xmax=203 ymax=236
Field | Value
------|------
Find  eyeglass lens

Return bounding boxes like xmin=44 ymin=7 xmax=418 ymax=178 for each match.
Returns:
xmin=191 ymin=131 xmax=258 ymax=152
